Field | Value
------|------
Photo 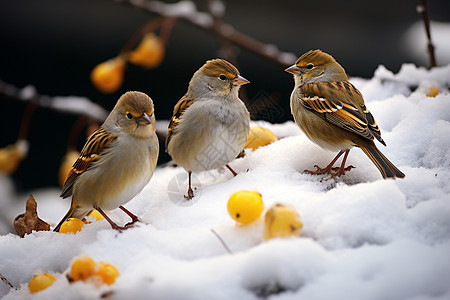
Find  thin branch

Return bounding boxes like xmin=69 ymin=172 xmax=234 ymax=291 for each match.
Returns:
xmin=0 ymin=80 xmax=109 ymax=122
xmin=210 ymin=228 xmax=232 ymax=254
xmin=0 ymin=273 xmax=16 ymax=290
xmin=206 ymin=0 xmax=249 ymax=104
xmin=417 ymin=0 xmax=437 ymax=68
xmin=119 ymin=16 xmax=165 ymax=55
xmin=18 ymin=102 xmax=38 ymax=140
xmin=117 ymin=0 xmax=297 ymax=67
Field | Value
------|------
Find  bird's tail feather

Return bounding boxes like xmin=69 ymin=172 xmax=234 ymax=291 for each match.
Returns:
xmin=53 ymin=198 xmax=92 ymax=232
xmin=360 ymin=146 xmax=405 ymax=179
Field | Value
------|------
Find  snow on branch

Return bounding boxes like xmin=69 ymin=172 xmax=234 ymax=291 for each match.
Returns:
xmin=0 ymin=80 xmax=109 ymax=122
xmin=117 ymin=0 xmax=297 ymax=67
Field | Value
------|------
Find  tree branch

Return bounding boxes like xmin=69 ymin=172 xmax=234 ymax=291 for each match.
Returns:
xmin=417 ymin=0 xmax=437 ymax=68
xmin=0 ymin=80 xmax=108 ymax=122
xmin=117 ymin=0 xmax=297 ymax=67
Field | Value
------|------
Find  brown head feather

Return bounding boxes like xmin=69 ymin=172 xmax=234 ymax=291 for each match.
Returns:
xmin=295 ymin=49 xmax=337 ymax=68
xmin=199 ymin=59 xmax=240 ymax=79
xmin=116 ymin=91 xmax=154 ymax=116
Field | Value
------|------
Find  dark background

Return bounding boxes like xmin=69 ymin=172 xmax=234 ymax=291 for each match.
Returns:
xmin=1 ymin=0 xmax=449 ymax=191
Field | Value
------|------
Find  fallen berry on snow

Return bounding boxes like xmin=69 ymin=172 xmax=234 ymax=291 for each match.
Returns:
xmin=59 ymin=218 xmax=85 ymax=234
xmin=244 ymin=127 xmax=278 ymax=150
xmin=28 ymin=273 xmax=56 ymax=294
xmin=227 ymin=190 xmax=264 ymax=224
xmin=264 ymin=204 xmax=303 ymax=240
xmin=69 ymin=256 xmax=96 ymax=282
xmin=94 ymin=262 xmax=120 ymax=285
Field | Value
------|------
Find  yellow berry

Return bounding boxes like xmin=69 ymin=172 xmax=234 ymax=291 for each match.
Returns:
xmin=227 ymin=190 xmax=264 ymax=224
xmin=94 ymin=262 xmax=119 ymax=285
xmin=264 ymin=204 xmax=303 ymax=240
xmin=426 ymin=87 xmax=439 ymax=97
xmin=59 ymin=218 xmax=85 ymax=234
xmin=0 ymin=140 xmax=28 ymax=175
xmin=244 ymin=127 xmax=278 ymax=150
xmin=86 ymin=210 xmax=105 ymax=221
xmin=90 ymin=57 xmax=125 ymax=94
xmin=28 ymin=273 xmax=56 ymax=294
xmin=70 ymin=256 xmax=96 ymax=282
xmin=58 ymin=150 xmax=80 ymax=187
xmin=128 ymin=33 xmax=165 ymax=69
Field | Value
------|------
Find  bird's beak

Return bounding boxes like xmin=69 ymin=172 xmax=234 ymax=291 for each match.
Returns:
xmin=284 ymin=64 xmax=301 ymax=75
xmin=233 ymin=75 xmax=250 ymax=86
xmin=138 ymin=113 xmax=152 ymax=125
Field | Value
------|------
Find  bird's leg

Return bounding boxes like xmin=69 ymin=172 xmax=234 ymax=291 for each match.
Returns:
xmin=225 ymin=164 xmax=238 ymax=177
xmin=184 ymin=171 xmax=195 ymax=200
xmin=305 ymin=150 xmax=345 ymax=175
xmin=94 ymin=206 xmax=131 ymax=231
xmin=119 ymin=205 xmax=140 ymax=226
xmin=325 ymin=149 xmax=354 ymax=180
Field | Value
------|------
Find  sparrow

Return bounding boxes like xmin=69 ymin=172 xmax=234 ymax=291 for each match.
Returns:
xmin=285 ymin=50 xmax=404 ymax=180
xmin=54 ymin=91 xmax=159 ymax=231
xmin=166 ymin=59 xmax=250 ymax=199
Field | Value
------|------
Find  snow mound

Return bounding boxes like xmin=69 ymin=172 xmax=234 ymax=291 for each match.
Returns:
xmin=1 ymin=63 xmax=450 ymax=299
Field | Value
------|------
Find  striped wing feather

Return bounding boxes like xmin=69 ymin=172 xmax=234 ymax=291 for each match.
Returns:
xmin=60 ymin=127 xmax=117 ymax=198
xmin=165 ymin=96 xmax=194 ymax=149
xmin=299 ymin=81 xmax=385 ymax=145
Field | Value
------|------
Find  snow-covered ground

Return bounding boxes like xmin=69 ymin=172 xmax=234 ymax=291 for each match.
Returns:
xmin=1 ymin=63 xmax=450 ymax=299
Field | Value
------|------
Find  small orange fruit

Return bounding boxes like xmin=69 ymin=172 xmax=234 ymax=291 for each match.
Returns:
xmin=85 ymin=210 xmax=105 ymax=222
xmin=264 ymin=204 xmax=303 ymax=240
xmin=90 ymin=57 xmax=125 ymax=94
xmin=28 ymin=273 xmax=56 ymax=293
xmin=245 ymin=127 xmax=278 ymax=150
xmin=70 ymin=256 xmax=96 ymax=282
xmin=128 ymin=33 xmax=165 ymax=69
xmin=426 ymin=87 xmax=439 ymax=97
xmin=227 ymin=190 xmax=264 ymax=224
xmin=59 ymin=218 xmax=85 ymax=234
xmin=94 ymin=262 xmax=120 ymax=285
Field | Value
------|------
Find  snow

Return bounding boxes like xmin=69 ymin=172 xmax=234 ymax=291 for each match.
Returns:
xmin=147 ymin=0 xmax=214 ymax=27
xmin=1 ymin=63 xmax=450 ymax=299
xmin=1 ymin=83 xmax=109 ymax=122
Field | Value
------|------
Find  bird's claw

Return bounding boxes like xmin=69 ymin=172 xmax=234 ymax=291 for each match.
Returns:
xmin=184 ymin=187 xmax=195 ymax=200
xmin=305 ymin=165 xmax=355 ymax=181
xmin=304 ymin=165 xmax=329 ymax=175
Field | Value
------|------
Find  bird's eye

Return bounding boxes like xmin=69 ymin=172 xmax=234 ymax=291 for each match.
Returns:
xmin=126 ymin=113 xmax=133 ymax=119
xmin=219 ymin=74 xmax=227 ymax=81
xmin=306 ymin=63 xmax=314 ymax=70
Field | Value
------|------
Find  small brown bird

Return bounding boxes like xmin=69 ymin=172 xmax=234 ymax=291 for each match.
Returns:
xmin=166 ymin=59 xmax=250 ymax=199
xmin=54 ymin=91 xmax=159 ymax=232
xmin=285 ymin=50 xmax=404 ymax=180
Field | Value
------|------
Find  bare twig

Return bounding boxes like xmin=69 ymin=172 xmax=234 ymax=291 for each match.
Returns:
xmin=210 ymin=228 xmax=232 ymax=254
xmin=117 ymin=0 xmax=296 ymax=67
xmin=0 ymin=80 xmax=109 ymax=122
xmin=159 ymin=17 xmax=177 ymax=47
xmin=119 ymin=16 xmax=165 ymax=55
xmin=0 ymin=272 xmax=17 ymax=290
xmin=417 ymin=0 xmax=437 ymax=68
xmin=66 ymin=115 xmax=92 ymax=151
xmin=18 ymin=102 xmax=38 ymax=140
xmin=207 ymin=0 xmax=235 ymax=64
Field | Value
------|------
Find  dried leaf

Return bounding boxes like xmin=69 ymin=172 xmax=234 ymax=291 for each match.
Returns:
xmin=14 ymin=194 xmax=50 ymax=237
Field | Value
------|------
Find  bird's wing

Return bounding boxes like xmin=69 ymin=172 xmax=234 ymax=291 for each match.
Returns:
xmin=60 ymin=127 xmax=118 ymax=198
xmin=165 ymin=95 xmax=195 ymax=149
xmin=299 ymin=81 xmax=385 ymax=145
